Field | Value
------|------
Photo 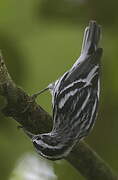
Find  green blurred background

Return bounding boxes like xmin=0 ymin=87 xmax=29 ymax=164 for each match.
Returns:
xmin=0 ymin=0 xmax=118 ymax=180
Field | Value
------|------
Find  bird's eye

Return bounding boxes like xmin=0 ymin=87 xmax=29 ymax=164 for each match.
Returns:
xmin=37 ymin=137 xmax=41 ymax=141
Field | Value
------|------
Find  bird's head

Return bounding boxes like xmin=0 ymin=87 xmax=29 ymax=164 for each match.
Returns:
xmin=32 ymin=133 xmax=73 ymax=160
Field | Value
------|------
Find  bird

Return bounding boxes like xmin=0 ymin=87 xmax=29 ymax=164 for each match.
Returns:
xmin=27 ymin=21 xmax=103 ymax=160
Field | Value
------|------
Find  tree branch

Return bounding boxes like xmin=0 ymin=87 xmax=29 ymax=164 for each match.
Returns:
xmin=0 ymin=53 xmax=117 ymax=180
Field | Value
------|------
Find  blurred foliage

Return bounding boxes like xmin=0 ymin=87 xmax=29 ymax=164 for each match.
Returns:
xmin=10 ymin=153 xmax=57 ymax=180
xmin=0 ymin=0 xmax=118 ymax=180
xmin=38 ymin=0 xmax=118 ymax=25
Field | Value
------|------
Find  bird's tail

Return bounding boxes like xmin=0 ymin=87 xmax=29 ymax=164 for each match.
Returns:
xmin=81 ymin=21 xmax=101 ymax=55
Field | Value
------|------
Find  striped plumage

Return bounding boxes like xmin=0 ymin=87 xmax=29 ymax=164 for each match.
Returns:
xmin=32 ymin=21 xmax=103 ymax=160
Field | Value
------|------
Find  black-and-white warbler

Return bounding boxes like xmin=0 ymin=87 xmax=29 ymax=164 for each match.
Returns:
xmin=29 ymin=21 xmax=103 ymax=160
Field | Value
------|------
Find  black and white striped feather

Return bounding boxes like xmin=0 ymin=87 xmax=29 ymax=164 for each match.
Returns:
xmin=32 ymin=21 xmax=103 ymax=160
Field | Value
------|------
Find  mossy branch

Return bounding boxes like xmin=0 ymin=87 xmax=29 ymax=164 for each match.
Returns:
xmin=0 ymin=54 xmax=117 ymax=180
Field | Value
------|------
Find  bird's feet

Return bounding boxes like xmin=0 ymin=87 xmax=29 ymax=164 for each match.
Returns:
xmin=22 ymin=87 xmax=49 ymax=113
xmin=17 ymin=125 xmax=23 ymax=129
